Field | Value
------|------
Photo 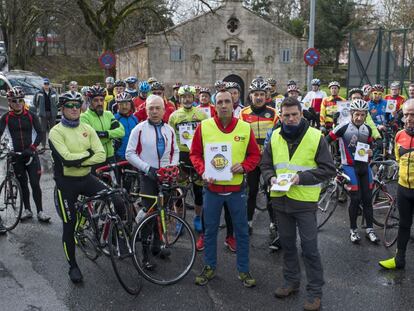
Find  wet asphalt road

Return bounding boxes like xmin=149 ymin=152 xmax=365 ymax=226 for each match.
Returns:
xmin=1 ymin=152 xmax=413 ymax=311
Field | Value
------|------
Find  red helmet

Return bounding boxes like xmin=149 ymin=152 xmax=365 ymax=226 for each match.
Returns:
xmin=287 ymin=84 xmax=299 ymax=93
xmin=372 ymin=84 xmax=384 ymax=93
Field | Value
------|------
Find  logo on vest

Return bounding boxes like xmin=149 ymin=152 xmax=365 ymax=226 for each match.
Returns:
xmin=210 ymin=154 xmax=229 ymax=171
xmin=83 ymin=132 xmax=88 ymax=137
xmin=234 ymin=135 xmax=245 ymax=142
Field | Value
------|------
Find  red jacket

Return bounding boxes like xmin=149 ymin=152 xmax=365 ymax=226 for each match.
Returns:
xmin=133 ymin=96 xmax=146 ymax=112
xmin=190 ymin=116 xmax=261 ymax=193
xmin=134 ymin=99 xmax=176 ymax=123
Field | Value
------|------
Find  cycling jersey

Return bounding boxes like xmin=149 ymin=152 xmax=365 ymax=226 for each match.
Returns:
xmin=168 ymin=107 xmax=208 ymax=152
xmin=104 ymin=89 xmax=114 ymax=111
xmin=49 ymin=122 xmax=106 ymax=177
xmin=80 ymin=109 xmax=125 ymax=159
xmin=133 ymin=96 xmax=146 ymax=111
xmin=320 ymin=95 xmax=346 ymax=127
xmin=233 ymin=100 xmax=244 ymax=118
xmin=368 ymin=99 xmax=392 ymax=126
xmin=240 ymin=105 xmax=278 ymax=150
xmin=328 ymin=121 xmax=373 ymax=166
xmin=0 ymin=110 xmax=42 ymax=152
xmin=114 ymin=112 xmax=138 ymax=160
xmin=395 ymin=129 xmax=414 ymax=189
xmin=302 ymin=90 xmax=327 ymax=113
xmin=197 ymin=103 xmax=216 ymax=118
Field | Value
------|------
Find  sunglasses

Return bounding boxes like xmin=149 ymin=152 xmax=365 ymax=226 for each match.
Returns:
xmin=64 ymin=102 xmax=82 ymax=109
xmin=372 ymin=91 xmax=383 ymax=95
xmin=152 ymin=91 xmax=163 ymax=96
xmin=10 ymin=99 xmax=25 ymax=104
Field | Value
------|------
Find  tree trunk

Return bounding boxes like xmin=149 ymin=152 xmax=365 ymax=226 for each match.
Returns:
xmin=333 ymin=46 xmax=341 ymax=72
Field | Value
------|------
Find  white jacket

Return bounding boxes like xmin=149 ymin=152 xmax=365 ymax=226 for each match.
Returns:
xmin=126 ymin=120 xmax=179 ymax=173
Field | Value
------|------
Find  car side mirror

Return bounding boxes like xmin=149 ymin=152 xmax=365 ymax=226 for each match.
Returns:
xmin=0 ymin=90 xmax=6 ymax=97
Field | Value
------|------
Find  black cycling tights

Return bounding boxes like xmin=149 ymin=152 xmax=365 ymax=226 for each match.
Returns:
xmin=13 ymin=155 xmax=43 ymax=213
xmin=397 ymin=185 xmax=414 ymax=251
xmin=55 ymin=174 xmax=124 ymax=268
xmin=349 ymin=168 xmax=373 ymax=230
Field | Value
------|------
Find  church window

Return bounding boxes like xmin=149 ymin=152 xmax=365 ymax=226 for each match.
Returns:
xmin=281 ymin=48 xmax=291 ymax=63
xmin=171 ymin=46 xmax=184 ymax=61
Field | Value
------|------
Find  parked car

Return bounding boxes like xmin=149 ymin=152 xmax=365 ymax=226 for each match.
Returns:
xmin=0 ymin=70 xmax=43 ymax=114
xmin=0 ymin=46 xmax=7 ymax=69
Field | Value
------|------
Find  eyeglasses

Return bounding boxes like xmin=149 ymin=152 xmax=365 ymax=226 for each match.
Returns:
xmin=372 ymin=91 xmax=383 ymax=95
xmin=10 ymin=99 xmax=25 ymax=104
xmin=152 ymin=91 xmax=163 ymax=96
xmin=64 ymin=102 xmax=82 ymax=109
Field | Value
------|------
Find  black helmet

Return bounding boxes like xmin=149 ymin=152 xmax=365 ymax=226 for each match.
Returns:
xmin=86 ymin=85 xmax=106 ymax=98
xmin=151 ymin=81 xmax=165 ymax=91
xmin=114 ymin=79 xmax=126 ymax=87
xmin=59 ymin=91 xmax=82 ymax=106
xmin=348 ymin=88 xmax=363 ymax=97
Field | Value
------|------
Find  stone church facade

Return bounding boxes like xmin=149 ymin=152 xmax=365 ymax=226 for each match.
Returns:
xmin=116 ymin=0 xmax=307 ymax=100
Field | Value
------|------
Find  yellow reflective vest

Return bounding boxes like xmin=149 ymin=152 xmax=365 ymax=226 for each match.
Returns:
xmin=270 ymin=126 xmax=322 ymax=202
xmin=201 ymin=118 xmax=250 ymax=186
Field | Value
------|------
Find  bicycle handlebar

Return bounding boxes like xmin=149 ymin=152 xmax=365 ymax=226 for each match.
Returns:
xmin=79 ymin=188 xmax=125 ymax=204
xmin=95 ymin=160 xmax=130 ymax=174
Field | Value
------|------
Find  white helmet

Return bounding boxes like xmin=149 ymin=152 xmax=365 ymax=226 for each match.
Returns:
xmin=350 ymin=99 xmax=368 ymax=111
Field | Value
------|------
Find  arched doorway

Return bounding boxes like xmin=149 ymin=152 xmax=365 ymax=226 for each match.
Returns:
xmin=223 ymin=74 xmax=245 ymax=105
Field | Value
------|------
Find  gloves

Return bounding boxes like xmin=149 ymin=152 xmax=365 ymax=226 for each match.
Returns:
xmin=22 ymin=149 xmax=34 ymax=157
xmin=146 ymin=167 xmax=158 ymax=181
xmin=96 ymin=131 xmax=109 ymax=138
xmin=113 ymin=139 xmax=122 ymax=151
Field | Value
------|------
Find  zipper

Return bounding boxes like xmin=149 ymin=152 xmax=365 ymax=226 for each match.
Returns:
xmin=153 ymin=124 xmax=162 ymax=167
xmin=97 ymin=114 xmax=108 ymax=156
xmin=18 ymin=117 xmax=24 ymax=150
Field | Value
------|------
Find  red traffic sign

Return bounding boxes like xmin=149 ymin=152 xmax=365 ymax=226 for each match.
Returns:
xmin=98 ymin=51 xmax=116 ymax=70
xmin=304 ymin=48 xmax=320 ymax=67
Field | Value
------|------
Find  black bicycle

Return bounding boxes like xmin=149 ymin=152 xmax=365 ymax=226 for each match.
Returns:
xmin=0 ymin=148 xmax=24 ymax=232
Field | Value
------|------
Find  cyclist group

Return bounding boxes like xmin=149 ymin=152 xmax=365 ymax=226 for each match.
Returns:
xmin=1 ymin=74 xmax=414 ymax=311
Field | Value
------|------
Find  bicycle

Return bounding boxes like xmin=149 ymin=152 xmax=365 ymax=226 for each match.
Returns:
xmin=383 ymin=198 xmax=399 ymax=248
xmin=131 ymin=166 xmax=196 ymax=286
xmin=0 ymin=149 xmax=24 ymax=232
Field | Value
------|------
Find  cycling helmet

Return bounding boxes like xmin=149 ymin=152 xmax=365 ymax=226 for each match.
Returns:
xmin=311 ymin=78 xmax=321 ymax=86
xmin=225 ymin=81 xmax=241 ymax=91
xmin=390 ymin=81 xmax=400 ymax=89
xmin=173 ymin=82 xmax=182 ymax=89
xmin=249 ymin=79 xmax=268 ymax=92
xmin=214 ymin=80 xmax=226 ymax=91
xmin=194 ymin=85 xmax=202 ymax=91
xmin=362 ymin=84 xmax=372 ymax=96
xmin=178 ymin=85 xmax=196 ymax=96
xmin=86 ymin=85 xmax=106 ymax=98
xmin=372 ymin=84 xmax=384 ymax=93
xmin=265 ymin=84 xmax=272 ymax=91
xmin=199 ymin=87 xmax=211 ymax=95
xmin=125 ymin=76 xmax=138 ymax=84
xmin=287 ymin=79 xmax=297 ymax=86
xmin=115 ymin=92 xmax=133 ymax=103
xmin=80 ymin=86 xmax=89 ymax=95
xmin=328 ymin=81 xmax=340 ymax=89
xmin=350 ymin=99 xmax=369 ymax=111
xmin=287 ymin=84 xmax=300 ymax=93
xmin=266 ymin=78 xmax=277 ymax=85
xmin=151 ymin=81 xmax=165 ymax=91
xmin=147 ymin=77 xmax=158 ymax=84
xmin=255 ymin=75 xmax=265 ymax=82
xmin=59 ymin=91 xmax=82 ymax=104
xmin=139 ymin=81 xmax=151 ymax=93
xmin=349 ymin=88 xmax=363 ymax=97
xmin=105 ymin=76 xmax=115 ymax=84
xmin=7 ymin=87 xmax=25 ymax=99
xmin=114 ymin=79 xmax=126 ymax=87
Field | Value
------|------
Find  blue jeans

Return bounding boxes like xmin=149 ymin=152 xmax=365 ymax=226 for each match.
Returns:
xmin=203 ymin=187 xmax=249 ymax=272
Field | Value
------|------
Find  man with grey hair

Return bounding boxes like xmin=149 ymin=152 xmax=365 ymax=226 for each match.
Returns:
xmin=69 ymin=81 xmax=78 ymax=93
xmin=126 ymin=94 xmax=179 ymax=268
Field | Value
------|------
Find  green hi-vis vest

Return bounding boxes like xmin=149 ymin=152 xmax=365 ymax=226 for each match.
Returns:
xmin=270 ymin=126 xmax=322 ymax=202
xmin=201 ymin=118 xmax=251 ymax=186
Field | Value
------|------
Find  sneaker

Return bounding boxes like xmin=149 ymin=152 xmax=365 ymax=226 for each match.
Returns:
xmin=196 ymin=234 xmax=205 ymax=251
xmin=224 ymin=236 xmax=236 ymax=252
xmin=350 ymin=229 xmax=361 ymax=243
xmin=20 ymin=209 xmax=33 ymax=221
xmin=68 ymin=266 xmax=83 ymax=283
xmin=0 ymin=220 xmax=7 ymax=235
xmin=37 ymin=211 xmax=51 ymax=223
xmin=274 ymin=285 xmax=300 ymax=298
xmin=238 ymin=272 xmax=256 ymax=288
xmin=195 ymin=265 xmax=215 ymax=286
xmin=304 ymin=297 xmax=321 ymax=311
xmin=366 ymin=228 xmax=380 ymax=244
xmin=269 ymin=222 xmax=276 ymax=234
xmin=378 ymin=257 xmax=405 ymax=270
xmin=269 ymin=234 xmax=281 ymax=251
xmin=193 ymin=216 xmax=202 ymax=233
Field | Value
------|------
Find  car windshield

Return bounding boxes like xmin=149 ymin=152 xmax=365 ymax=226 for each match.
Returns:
xmin=8 ymin=77 xmax=41 ymax=95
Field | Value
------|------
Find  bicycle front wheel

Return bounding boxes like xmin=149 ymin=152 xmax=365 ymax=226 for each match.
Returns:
xmin=383 ymin=201 xmax=399 ymax=248
xmin=132 ymin=211 xmax=196 ymax=285
xmin=0 ymin=176 xmax=23 ymax=231
xmin=317 ymin=183 xmax=338 ymax=229
xmin=109 ymin=219 xmax=142 ymax=295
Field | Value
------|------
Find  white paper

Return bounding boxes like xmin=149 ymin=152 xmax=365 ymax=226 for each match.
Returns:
xmin=204 ymin=143 xmax=233 ymax=181
xmin=354 ymin=142 xmax=369 ymax=162
xmin=178 ymin=125 xmax=194 ymax=149
xmin=301 ymin=101 xmax=311 ymax=111
xmin=270 ymin=173 xmax=294 ymax=192
xmin=386 ymin=100 xmax=397 ymax=113
xmin=199 ymin=106 xmax=211 ymax=118
xmin=275 ymin=98 xmax=283 ymax=113
xmin=337 ymin=101 xmax=351 ymax=124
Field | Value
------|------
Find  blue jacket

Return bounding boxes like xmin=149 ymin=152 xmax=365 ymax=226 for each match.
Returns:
xmin=114 ymin=113 xmax=138 ymax=159
xmin=368 ymin=99 xmax=392 ymax=126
